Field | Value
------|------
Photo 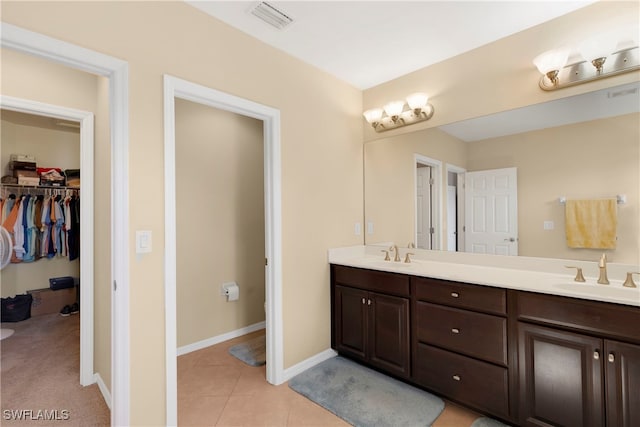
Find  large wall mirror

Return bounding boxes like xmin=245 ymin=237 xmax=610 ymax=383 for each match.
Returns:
xmin=364 ymin=81 xmax=639 ymax=264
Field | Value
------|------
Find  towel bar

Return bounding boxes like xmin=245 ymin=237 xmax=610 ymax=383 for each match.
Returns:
xmin=559 ymin=194 xmax=626 ymax=205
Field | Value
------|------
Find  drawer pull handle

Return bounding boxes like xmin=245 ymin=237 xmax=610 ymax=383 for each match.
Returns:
xmin=451 ymin=328 xmax=460 ymax=334
xmin=594 ymin=350 xmax=600 ymax=360
xmin=608 ymin=353 xmax=615 ymax=363
xmin=452 ymin=375 xmax=461 ymax=381
xmin=451 ymin=292 xmax=459 ymax=298
xmin=362 ymin=298 xmax=365 ymax=305
xmin=368 ymin=299 xmax=372 ymax=306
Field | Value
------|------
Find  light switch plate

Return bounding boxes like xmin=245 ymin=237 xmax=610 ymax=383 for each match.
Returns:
xmin=543 ymin=221 xmax=554 ymax=230
xmin=136 ymin=230 xmax=152 ymax=254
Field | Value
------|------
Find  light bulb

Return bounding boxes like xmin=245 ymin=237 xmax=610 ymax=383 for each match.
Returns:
xmin=406 ymin=93 xmax=429 ymax=111
xmin=533 ymin=49 xmax=569 ymax=75
xmin=362 ymin=108 xmax=383 ymax=124
xmin=383 ymin=101 xmax=405 ymax=119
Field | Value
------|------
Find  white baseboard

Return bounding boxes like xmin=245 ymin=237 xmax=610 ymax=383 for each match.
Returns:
xmin=282 ymin=348 xmax=337 ymax=382
xmin=177 ymin=321 xmax=266 ymax=356
xmin=93 ymin=373 xmax=112 ymax=410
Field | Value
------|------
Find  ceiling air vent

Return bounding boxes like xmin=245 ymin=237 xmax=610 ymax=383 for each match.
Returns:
xmin=249 ymin=2 xmax=294 ymax=30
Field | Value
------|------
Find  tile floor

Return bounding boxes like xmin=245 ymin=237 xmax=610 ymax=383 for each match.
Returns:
xmin=2 ymin=313 xmax=485 ymax=426
xmin=178 ymin=330 xmax=483 ymax=426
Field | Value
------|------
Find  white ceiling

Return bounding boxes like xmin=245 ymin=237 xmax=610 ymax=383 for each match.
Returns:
xmin=186 ymin=1 xmax=595 ymax=89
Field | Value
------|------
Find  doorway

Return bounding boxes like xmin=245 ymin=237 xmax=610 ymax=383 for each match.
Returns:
xmin=163 ymin=75 xmax=283 ymax=426
xmin=2 ymin=23 xmax=130 ymax=424
xmin=0 ymin=97 xmax=94 ymax=385
xmin=414 ymin=155 xmax=442 ymax=250
xmin=446 ymin=164 xmax=466 ymax=253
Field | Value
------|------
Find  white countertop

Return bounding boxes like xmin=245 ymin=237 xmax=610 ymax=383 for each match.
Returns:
xmin=328 ymin=245 xmax=640 ymax=308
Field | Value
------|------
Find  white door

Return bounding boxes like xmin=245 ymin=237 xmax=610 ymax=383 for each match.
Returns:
xmin=416 ymin=166 xmax=432 ymax=249
xmin=464 ymin=167 xmax=518 ymax=255
xmin=447 ymin=185 xmax=457 ymax=251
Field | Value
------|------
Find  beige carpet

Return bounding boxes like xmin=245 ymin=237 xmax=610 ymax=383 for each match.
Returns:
xmin=1 ymin=313 xmax=110 ymax=426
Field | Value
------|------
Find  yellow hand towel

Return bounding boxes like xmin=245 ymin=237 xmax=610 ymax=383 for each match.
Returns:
xmin=565 ymin=199 xmax=617 ymax=249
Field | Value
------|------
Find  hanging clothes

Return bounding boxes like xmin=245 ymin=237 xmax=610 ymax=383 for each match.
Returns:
xmin=0 ymin=186 xmax=80 ymax=264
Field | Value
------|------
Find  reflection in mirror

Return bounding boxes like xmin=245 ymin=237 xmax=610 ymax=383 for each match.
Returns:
xmin=364 ymin=82 xmax=639 ymax=263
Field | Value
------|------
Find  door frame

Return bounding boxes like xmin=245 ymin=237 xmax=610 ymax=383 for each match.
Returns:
xmin=163 ymin=75 xmax=283 ymax=426
xmin=1 ymin=23 xmax=131 ymax=425
xmin=0 ymin=95 xmax=94 ymax=385
xmin=414 ymin=154 xmax=442 ymax=250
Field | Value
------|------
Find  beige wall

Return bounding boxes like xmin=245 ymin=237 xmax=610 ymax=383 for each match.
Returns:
xmin=467 ymin=113 xmax=639 ymax=263
xmin=0 ymin=47 xmax=112 ymax=391
xmin=1 ymin=2 xmax=363 ymax=423
xmin=175 ymin=99 xmax=265 ymax=347
xmin=1 ymin=113 xmax=81 ymax=296
xmin=364 ymin=128 xmax=467 ymax=246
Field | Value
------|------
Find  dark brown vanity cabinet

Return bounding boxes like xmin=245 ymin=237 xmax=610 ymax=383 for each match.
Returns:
xmin=332 ymin=266 xmax=411 ymax=378
xmin=412 ymin=277 xmax=510 ymax=419
xmin=330 ymin=264 xmax=640 ymax=426
xmin=516 ymin=291 xmax=640 ymax=427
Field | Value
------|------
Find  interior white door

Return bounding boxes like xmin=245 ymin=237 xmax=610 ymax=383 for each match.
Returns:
xmin=447 ymin=185 xmax=457 ymax=251
xmin=416 ymin=166 xmax=432 ymax=249
xmin=464 ymin=167 xmax=518 ymax=255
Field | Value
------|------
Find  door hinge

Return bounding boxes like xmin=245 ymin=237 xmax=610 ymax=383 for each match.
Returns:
xmin=463 ymin=225 xmax=466 ymax=232
xmin=113 ymin=280 xmax=117 ymax=291
xmin=429 ymin=227 xmax=435 ymax=234
xmin=265 ymin=258 xmax=268 ymax=266
xmin=429 ymin=178 xmax=435 ymax=186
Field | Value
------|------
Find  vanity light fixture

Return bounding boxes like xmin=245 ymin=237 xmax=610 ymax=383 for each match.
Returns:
xmin=363 ymin=92 xmax=435 ymax=132
xmin=534 ymin=27 xmax=640 ymax=91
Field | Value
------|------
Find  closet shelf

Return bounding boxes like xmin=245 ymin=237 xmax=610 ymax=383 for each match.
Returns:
xmin=1 ymin=183 xmax=80 ymax=190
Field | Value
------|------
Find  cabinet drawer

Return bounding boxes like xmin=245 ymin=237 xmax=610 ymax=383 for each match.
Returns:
xmin=416 ymin=302 xmax=507 ymax=366
xmin=333 ymin=265 xmax=410 ymax=297
xmin=516 ymin=291 xmax=640 ymax=344
xmin=413 ymin=276 xmax=506 ymax=315
xmin=414 ymin=343 xmax=509 ymax=419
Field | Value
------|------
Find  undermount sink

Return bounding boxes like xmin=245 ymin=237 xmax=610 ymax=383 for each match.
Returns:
xmin=552 ymin=282 xmax=639 ymax=300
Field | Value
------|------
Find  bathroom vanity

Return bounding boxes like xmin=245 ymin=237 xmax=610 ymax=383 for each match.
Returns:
xmin=329 ymin=247 xmax=640 ymax=426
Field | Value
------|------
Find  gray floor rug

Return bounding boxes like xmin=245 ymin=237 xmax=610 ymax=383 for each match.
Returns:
xmin=471 ymin=417 xmax=511 ymax=427
xmin=228 ymin=334 xmax=266 ymax=366
xmin=289 ymin=356 xmax=445 ymax=427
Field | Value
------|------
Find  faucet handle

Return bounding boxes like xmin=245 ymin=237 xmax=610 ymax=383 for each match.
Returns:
xmin=623 ymin=272 xmax=640 ymax=288
xmin=381 ymin=249 xmax=390 ymax=261
xmin=404 ymin=253 xmax=414 ymax=263
xmin=565 ymin=266 xmax=586 ymax=282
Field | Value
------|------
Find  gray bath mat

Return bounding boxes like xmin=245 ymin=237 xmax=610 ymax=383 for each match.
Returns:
xmin=228 ymin=334 xmax=266 ymax=366
xmin=289 ymin=356 xmax=445 ymax=426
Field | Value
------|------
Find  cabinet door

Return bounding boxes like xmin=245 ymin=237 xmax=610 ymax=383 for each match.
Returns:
xmin=368 ymin=292 xmax=410 ymax=378
xmin=605 ymin=340 xmax=640 ymax=427
xmin=334 ymin=285 xmax=367 ymax=360
xmin=518 ymin=322 xmax=603 ymax=427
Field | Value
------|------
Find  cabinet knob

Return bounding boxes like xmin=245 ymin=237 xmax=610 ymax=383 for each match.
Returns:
xmin=593 ymin=350 xmax=600 ymax=360
xmin=608 ymin=353 xmax=615 ymax=363
xmin=362 ymin=298 xmax=365 ymax=305
xmin=367 ymin=299 xmax=372 ymax=306
xmin=451 ymin=292 xmax=459 ymax=298
xmin=451 ymin=328 xmax=460 ymax=334
xmin=452 ymin=375 xmax=461 ymax=381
